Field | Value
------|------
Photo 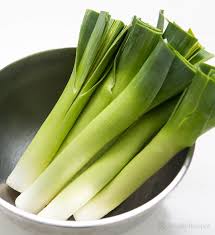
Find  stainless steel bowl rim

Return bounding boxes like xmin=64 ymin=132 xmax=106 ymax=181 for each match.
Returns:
xmin=0 ymin=147 xmax=194 ymax=228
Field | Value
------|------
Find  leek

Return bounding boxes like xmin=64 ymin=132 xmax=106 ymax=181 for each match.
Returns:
xmin=6 ymin=10 xmax=126 ymax=192
xmin=74 ymin=69 xmax=215 ymax=220
xmin=38 ymin=98 xmax=177 ymax=220
xmin=15 ymin=39 xmax=175 ymax=213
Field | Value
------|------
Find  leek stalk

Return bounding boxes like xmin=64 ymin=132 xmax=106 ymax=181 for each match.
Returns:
xmin=7 ymin=10 xmax=125 ymax=192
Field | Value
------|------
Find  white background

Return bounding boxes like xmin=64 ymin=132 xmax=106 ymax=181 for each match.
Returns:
xmin=0 ymin=0 xmax=215 ymax=234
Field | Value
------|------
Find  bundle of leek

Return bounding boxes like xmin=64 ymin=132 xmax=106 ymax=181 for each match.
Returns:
xmin=16 ymin=38 xmax=197 ymax=214
xmin=5 ymin=9 xmax=214 ymax=221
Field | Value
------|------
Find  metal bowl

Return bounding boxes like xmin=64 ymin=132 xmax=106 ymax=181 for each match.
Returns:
xmin=0 ymin=48 xmax=194 ymax=235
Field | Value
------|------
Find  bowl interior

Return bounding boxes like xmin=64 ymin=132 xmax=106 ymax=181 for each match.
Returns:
xmin=0 ymin=48 xmax=188 ymax=220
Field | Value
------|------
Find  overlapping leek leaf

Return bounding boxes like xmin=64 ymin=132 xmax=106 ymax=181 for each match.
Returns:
xmin=163 ymin=21 xmax=199 ymax=57
xmin=38 ymin=98 xmax=177 ymax=220
xmin=149 ymin=21 xmax=214 ymax=109
xmin=7 ymin=10 xmax=126 ymax=192
xmin=149 ymin=47 xmax=195 ymax=109
xmin=58 ymin=18 xmax=163 ymax=150
xmin=74 ymin=69 xmax=215 ymax=220
xmin=164 ymin=21 xmax=214 ymax=63
xmin=186 ymin=29 xmax=214 ymax=64
xmin=189 ymin=48 xmax=214 ymax=65
xmin=15 ymin=39 xmax=175 ymax=213
xmin=197 ymin=63 xmax=215 ymax=129
xmin=198 ymin=63 xmax=215 ymax=75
